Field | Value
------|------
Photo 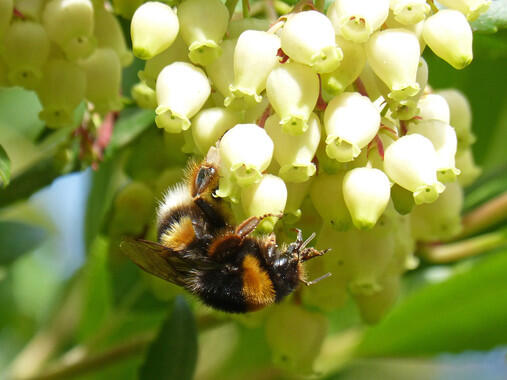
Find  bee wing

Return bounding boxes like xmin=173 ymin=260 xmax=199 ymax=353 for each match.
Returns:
xmin=120 ymin=239 xmax=190 ymax=286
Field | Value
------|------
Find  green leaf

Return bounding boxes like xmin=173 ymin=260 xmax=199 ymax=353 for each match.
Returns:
xmin=104 ymin=108 xmax=155 ymax=159
xmin=139 ymin=296 xmax=197 ymax=380
xmin=357 ymin=249 xmax=507 ymax=356
xmin=0 ymin=221 xmax=47 ymax=265
xmin=472 ymin=0 xmax=507 ymax=33
xmin=0 ymin=145 xmax=11 ymax=188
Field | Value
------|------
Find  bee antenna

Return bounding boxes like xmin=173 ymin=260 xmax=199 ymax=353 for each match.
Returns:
xmin=301 ymin=272 xmax=332 ymax=286
xmin=300 ymin=232 xmax=316 ymax=251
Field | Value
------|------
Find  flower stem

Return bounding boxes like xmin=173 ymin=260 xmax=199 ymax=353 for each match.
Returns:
xmin=458 ymin=192 xmax=507 ymax=239
xmin=314 ymin=0 xmax=325 ymax=12
xmin=421 ymin=227 xmax=507 ymax=264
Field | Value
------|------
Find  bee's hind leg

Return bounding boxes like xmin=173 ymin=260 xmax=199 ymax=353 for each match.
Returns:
xmin=235 ymin=213 xmax=284 ymax=238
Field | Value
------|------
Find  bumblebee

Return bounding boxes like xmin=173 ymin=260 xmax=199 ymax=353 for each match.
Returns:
xmin=121 ymin=151 xmax=329 ymax=313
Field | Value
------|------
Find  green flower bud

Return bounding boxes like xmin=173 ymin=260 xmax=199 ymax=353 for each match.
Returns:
xmin=280 ymin=10 xmax=343 ymax=73
xmin=112 ymin=0 xmax=143 ymax=19
xmin=354 ymin=275 xmax=400 ymax=323
xmin=138 ymin=36 xmax=189 ymax=90
xmin=384 ymin=134 xmax=445 ymax=204
xmin=205 ymin=38 xmax=235 ymax=100
xmin=423 ymin=10 xmax=473 ymax=70
xmin=191 ymin=107 xmax=239 ymax=154
xmin=79 ymin=48 xmax=123 ymax=113
xmin=411 ymin=181 xmax=463 ymax=241
xmin=324 ymin=92 xmax=380 ymax=162
xmin=265 ymin=113 xmax=320 ymax=183
xmin=437 ymin=0 xmax=491 ymax=21
xmin=456 ymin=149 xmax=481 ymax=187
xmin=131 ymin=81 xmax=157 ymax=110
xmin=226 ymin=18 xmax=270 ymax=39
xmin=241 ymin=174 xmax=287 ymax=233
xmin=343 ymin=167 xmax=391 ymax=230
xmin=435 ymin=88 xmax=475 ymax=150
xmin=37 ymin=59 xmax=86 ymax=128
xmin=3 ymin=20 xmax=49 ymax=89
xmin=155 ymin=62 xmax=210 ymax=133
xmin=131 ymin=1 xmax=179 ymax=60
xmin=42 ymin=0 xmax=95 ymax=61
xmin=225 ymin=31 xmax=280 ymax=110
xmin=177 ymin=0 xmax=229 ymax=66
xmin=218 ymin=124 xmax=274 ymax=187
xmin=266 ymin=62 xmax=319 ymax=135
xmin=328 ymin=0 xmax=390 ymax=43
xmin=417 ymin=93 xmax=450 ymax=123
xmin=407 ymin=119 xmax=460 ymax=182
xmin=390 ymin=183 xmax=414 ymax=215
xmin=111 ymin=181 xmax=154 ymax=236
xmin=265 ymin=304 xmax=328 ymax=374
xmin=284 ymin=179 xmax=313 ymax=223
xmin=310 ymin=171 xmax=352 ymax=230
xmin=366 ymin=29 xmax=421 ymax=101
xmin=94 ymin=5 xmax=133 ymax=67
xmin=321 ymin=35 xmax=366 ymax=97
xmin=0 ymin=0 xmax=13 ymax=37
xmin=390 ymin=0 xmax=430 ymax=25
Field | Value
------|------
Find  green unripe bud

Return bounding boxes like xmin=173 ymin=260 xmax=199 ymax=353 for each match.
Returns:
xmin=390 ymin=183 xmax=414 ymax=215
xmin=94 ymin=5 xmax=133 ymax=67
xmin=2 ymin=20 xmax=49 ymax=89
xmin=191 ymin=107 xmax=239 ymax=154
xmin=354 ymin=275 xmax=400 ymax=324
xmin=455 ymin=149 xmax=481 ymax=187
xmin=79 ymin=48 xmax=123 ymax=113
xmin=111 ymin=181 xmax=154 ymax=236
xmin=42 ymin=0 xmax=96 ymax=61
xmin=177 ymin=0 xmax=229 ymax=66
xmin=284 ymin=179 xmax=313 ymax=223
xmin=265 ymin=304 xmax=328 ymax=374
xmin=38 ymin=59 xmax=86 ymax=128
xmin=155 ymin=62 xmax=211 ymax=133
xmin=131 ymin=81 xmax=157 ymax=110
xmin=131 ymin=1 xmax=179 ymax=60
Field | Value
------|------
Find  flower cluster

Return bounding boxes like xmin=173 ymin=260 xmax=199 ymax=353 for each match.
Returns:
xmin=0 ymin=1 xmax=131 ymax=127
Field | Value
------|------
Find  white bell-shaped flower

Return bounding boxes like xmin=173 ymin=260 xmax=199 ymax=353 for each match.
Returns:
xmin=225 ymin=31 xmax=280 ymax=110
xmin=390 ymin=0 xmax=430 ymax=25
xmin=42 ymin=0 xmax=95 ymax=60
xmin=0 ymin=0 xmax=12 ymax=38
xmin=131 ymin=1 xmax=179 ymax=60
xmin=266 ymin=62 xmax=319 ymax=135
xmin=408 ymin=119 xmax=460 ymax=182
xmin=218 ymin=124 xmax=274 ymax=187
xmin=411 ymin=181 xmax=463 ymax=241
xmin=241 ymin=174 xmax=287 ymax=233
xmin=191 ymin=107 xmax=239 ymax=154
xmin=436 ymin=88 xmax=474 ymax=150
xmin=38 ymin=59 xmax=86 ymax=128
xmin=3 ymin=20 xmax=49 ymax=89
xmin=155 ymin=62 xmax=211 ymax=133
xmin=138 ymin=36 xmax=189 ymax=90
xmin=94 ymin=6 xmax=133 ymax=67
xmin=265 ymin=113 xmax=321 ymax=183
xmin=177 ymin=0 xmax=229 ymax=66
xmin=131 ymin=81 xmax=158 ymax=110
xmin=284 ymin=180 xmax=313 ymax=223
xmin=437 ymin=0 xmax=491 ymax=21
xmin=343 ymin=167 xmax=391 ymax=230
xmin=384 ymin=134 xmax=445 ymax=204
xmin=321 ymin=35 xmax=366 ymax=97
xmin=324 ymin=92 xmax=380 ymax=162
xmin=280 ymin=10 xmax=342 ymax=73
xmin=423 ymin=10 xmax=473 ymax=70
xmin=366 ymin=29 xmax=421 ymax=101
xmin=417 ymin=93 xmax=450 ymax=123
xmin=327 ymin=0 xmax=390 ymax=43
xmin=310 ymin=172 xmax=352 ymax=231
xmin=79 ymin=48 xmax=122 ymax=113
xmin=385 ymin=13 xmax=426 ymax=51
xmin=205 ymin=38 xmax=236 ymax=100
xmin=456 ymin=149 xmax=481 ymax=187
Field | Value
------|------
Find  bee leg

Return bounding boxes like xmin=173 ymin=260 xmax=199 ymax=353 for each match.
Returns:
xmin=235 ymin=213 xmax=284 ymax=238
xmin=300 ymin=272 xmax=332 ymax=286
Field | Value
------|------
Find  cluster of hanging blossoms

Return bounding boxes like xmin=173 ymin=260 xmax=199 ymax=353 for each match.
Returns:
xmin=0 ymin=0 xmax=132 ymax=127
xmin=129 ymin=0 xmax=486 ymax=324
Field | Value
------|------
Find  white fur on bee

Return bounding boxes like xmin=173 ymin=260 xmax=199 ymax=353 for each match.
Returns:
xmin=157 ymin=183 xmax=191 ymax=225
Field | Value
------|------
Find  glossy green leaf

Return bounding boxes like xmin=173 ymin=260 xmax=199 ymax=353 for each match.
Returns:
xmin=0 ymin=221 xmax=47 ymax=265
xmin=0 ymin=145 xmax=10 ymax=188
xmin=357 ymin=250 xmax=507 ymax=356
xmin=472 ymin=0 xmax=507 ymax=33
xmin=139 ymin=296 xmax=197 ymax=380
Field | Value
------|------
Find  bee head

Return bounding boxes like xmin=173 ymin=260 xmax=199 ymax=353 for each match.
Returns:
xmin=284 ymin=228 xmax=330 ymax=263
